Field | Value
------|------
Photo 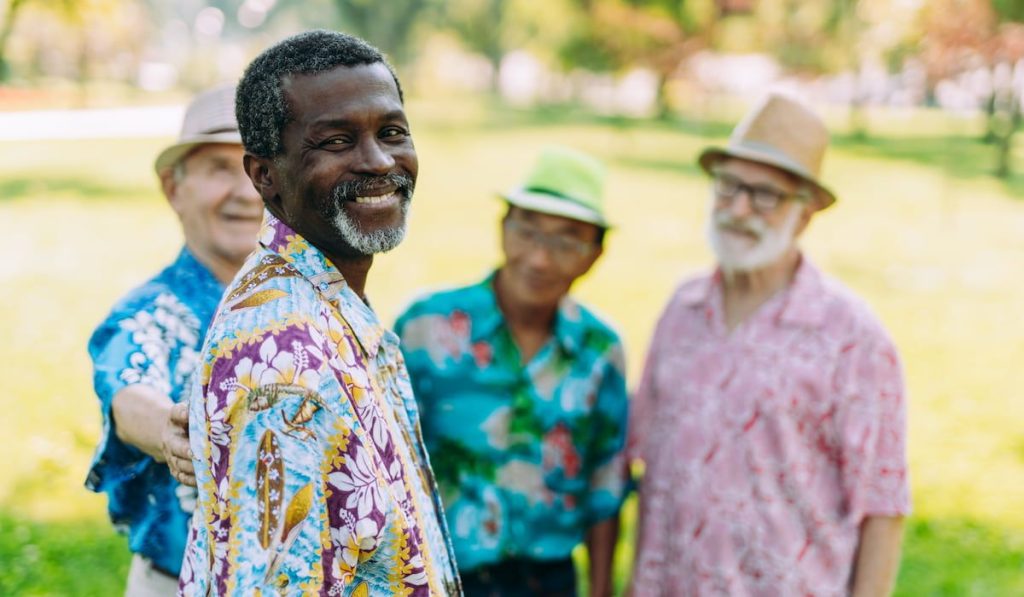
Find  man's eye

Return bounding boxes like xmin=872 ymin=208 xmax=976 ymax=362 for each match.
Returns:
xmin=322 ymin=137 xmax=351 ymax=147
xmin=381 ymin=127 xmax=408 ymax=139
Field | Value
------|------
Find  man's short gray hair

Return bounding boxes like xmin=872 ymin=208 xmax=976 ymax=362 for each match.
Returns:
xmin=235 ymin=29 xmax=403 ymax=159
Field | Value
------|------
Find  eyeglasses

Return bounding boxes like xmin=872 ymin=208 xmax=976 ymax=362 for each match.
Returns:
xmin=712 ymin=171 xmax=809 ymax=214
xmin=503 ymin=219 xmax=597 ymax=263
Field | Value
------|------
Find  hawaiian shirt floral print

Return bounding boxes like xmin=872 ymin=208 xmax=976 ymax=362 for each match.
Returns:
xmin=628 ymin=257 xmax=910 ymax=596
xmin=394 ymin=274 xmax=630 ymax=572
xmin=179 ymin=212 xmax=461 ymax=596
xmin=86 ymin=247 xmax=221 ymax=577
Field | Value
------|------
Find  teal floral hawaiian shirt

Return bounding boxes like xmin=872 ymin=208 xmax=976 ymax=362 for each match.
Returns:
xmin=394 ymin=274 xmax=630 ymax=572
xmin=179 ymin=212 xmax=461 ymax=596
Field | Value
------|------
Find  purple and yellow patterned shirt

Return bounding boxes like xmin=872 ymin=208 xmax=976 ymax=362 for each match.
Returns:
xmin=179 ymin=212 xmax=461 ymax=596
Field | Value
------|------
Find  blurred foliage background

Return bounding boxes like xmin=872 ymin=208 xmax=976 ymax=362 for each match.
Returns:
xmin=1 ymin=0 xmax=1023 ymax=595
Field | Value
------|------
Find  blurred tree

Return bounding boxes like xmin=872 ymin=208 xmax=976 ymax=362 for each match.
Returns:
xmin=0 ymin=0 xmax=28 ymax=81
xmin=992 ymin=0 xmax=1024 ymax=21
xmin=923 ymin=0 xmax=1024 ymax=177
xmin=330 ymin=0 xmax=433 ymax=67
xmin=441 ymin=0 xmax=507 ymax=91
xmin=0 ymin=0 xmax=142 ymax=89
xmin=560 ymin=0 xmax=717 ymax=118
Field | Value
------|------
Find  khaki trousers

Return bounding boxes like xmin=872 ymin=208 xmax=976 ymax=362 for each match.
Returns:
xmin=124 ymin=554 xmax=179 ymax=597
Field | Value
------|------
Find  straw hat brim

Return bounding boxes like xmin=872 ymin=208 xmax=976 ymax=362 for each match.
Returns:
xmin=698 ymin=145 xmax=836 ymax=210
xmin=154 ymin=131 xmax=244 ymax=175
xmin=500 ymin=188 xmax=610 ymax=228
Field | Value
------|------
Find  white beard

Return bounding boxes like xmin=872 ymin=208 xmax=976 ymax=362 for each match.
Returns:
xmin=707 ymin=198 xmax=802 ymax=273
xmin=329 ymin=199 xmax=410 ymax=256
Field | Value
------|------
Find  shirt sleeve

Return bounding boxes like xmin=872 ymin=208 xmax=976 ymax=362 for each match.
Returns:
xmin=85 ymin=301 xmax=176 ymax=493
xmin=626 ymin=322 xmax=661 ymax=471
xmin=582 ymin=340 xmax=631 ymax=524
xmin=186 ymin=327 xmax=391 ymax=596
xmin=834 ymin=332 xmax=911 ymax=521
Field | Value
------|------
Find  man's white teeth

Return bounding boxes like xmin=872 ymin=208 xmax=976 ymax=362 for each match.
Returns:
xmin=355 ymin=192 xmax=395 ymax=204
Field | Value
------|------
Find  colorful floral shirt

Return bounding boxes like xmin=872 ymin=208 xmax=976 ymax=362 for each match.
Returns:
xmin=179 ymin=212 xmax=461 ymax=596
xmin=394 ymin=274 xmax=630 ymax=572
xmin=628 ymin=257 xmax=910 ymax=596
xmin=86 ymin=247 xmax=222 ymax=576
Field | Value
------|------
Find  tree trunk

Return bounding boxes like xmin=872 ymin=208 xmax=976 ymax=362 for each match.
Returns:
xmin=0 ymin=0 xmax=29 ymax=82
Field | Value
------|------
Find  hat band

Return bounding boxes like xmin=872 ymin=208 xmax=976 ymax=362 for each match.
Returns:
xmin=523 ymin=185 xmax=594 ymax=210
xmin=729 ymin=139 xmax=816 ymax=180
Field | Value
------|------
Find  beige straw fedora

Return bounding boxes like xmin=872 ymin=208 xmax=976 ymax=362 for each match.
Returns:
xmin=154 ymin=84 xmax=242 ymax=175
xmin=698 ymin=92 xmax=836 ymax=210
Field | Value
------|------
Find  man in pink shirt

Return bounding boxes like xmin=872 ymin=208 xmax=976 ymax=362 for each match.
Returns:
xmin=628 ymin=92 xmax=910 ymax=596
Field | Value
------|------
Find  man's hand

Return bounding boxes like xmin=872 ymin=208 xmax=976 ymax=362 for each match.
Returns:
xmin=162 ymin=401 xmax=196 ymax=487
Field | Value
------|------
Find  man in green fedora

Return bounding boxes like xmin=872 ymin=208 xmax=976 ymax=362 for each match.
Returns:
xmin=395 ymin=146 xmax=630 ymax=596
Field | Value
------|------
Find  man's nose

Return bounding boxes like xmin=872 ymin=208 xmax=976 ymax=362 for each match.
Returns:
xmin=727 ymin=188 xmax=755 ymax=218
xmin=523 ymin=242 xmax=557 ymax=271
xmin=353 ymin=137 xmax=396 ymax=175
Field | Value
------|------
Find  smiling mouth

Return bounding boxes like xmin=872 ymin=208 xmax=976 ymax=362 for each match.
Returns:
xmin=222 ymin=213 xmax=262 ymax=222
xmin=720 ymin=225 xmax=759 ymax=241
xmin=354 ymin=191 xmax=400 ymax=205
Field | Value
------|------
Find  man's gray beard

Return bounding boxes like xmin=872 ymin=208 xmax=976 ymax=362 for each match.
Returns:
xmin=329 ymin=198 xmax=410 ymax=256
xmin=706 ymin=195 xmax=802 ymax=273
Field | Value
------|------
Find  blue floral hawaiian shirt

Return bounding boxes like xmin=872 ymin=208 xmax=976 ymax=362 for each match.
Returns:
xmin=179 ymin=212 xmax=461 ymax=596
xmin=394 ymin=274 xmax=631 ymax=572
xmin=86 ymin=247 xmax=224 ymax=577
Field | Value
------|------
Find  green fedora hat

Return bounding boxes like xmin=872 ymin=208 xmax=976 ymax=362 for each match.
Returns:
xmin=500 ymin=146 xmax=611 ymax=228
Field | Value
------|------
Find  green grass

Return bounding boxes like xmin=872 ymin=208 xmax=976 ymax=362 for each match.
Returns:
xmin=0 ymin=513 xmax=130 ymax=597
xmin=3 ymin=96 xmax=1024 ymax=594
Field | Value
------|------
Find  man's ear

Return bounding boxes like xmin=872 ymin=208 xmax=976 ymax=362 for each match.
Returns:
xmin=158 ymin=167 xmax=183 ymax=214
xmin=794 ymin=203 xmax=814 ymax=238
xmin=244 ymin=154 xmax=279 ymax=205
xmin=578 ymin=244 xmax=604 ymax=278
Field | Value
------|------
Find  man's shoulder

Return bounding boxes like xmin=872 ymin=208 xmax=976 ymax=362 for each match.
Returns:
xmin=567 ymin=299 xmax=623 ymax=346
xmin=655 ymin=268 xmax=715 ymax=318
xmin=809 ymin=269 xmax=895 ymax=346
xmin=395 ymin=280 xmax=488 ymax=327
xmin=203 ymin=252 xmax=327 ymax=353
xmin=94 ymin=264 xmax=198 ymax=332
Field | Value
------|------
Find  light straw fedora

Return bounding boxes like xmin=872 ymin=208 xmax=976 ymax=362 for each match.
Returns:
xmin=154 ymin=84 xmax=242 ymax=175
xmin=698 ymin=92 xmax=836 ymax=210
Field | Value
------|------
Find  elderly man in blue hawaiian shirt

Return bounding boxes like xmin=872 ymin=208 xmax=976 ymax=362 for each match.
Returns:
xmin=85 ymin=84 xmax=262 ymax=596
xmin=395 ymin=147 xmax=630 ymax=597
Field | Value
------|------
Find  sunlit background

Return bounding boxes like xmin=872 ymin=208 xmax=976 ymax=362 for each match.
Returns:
xmin=1 ymin=0 xmax=1023 ymax=594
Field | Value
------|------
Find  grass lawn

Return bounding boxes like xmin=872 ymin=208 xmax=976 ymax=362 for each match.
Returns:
xmin=1 ymin=96 xmax=1023 ymax=594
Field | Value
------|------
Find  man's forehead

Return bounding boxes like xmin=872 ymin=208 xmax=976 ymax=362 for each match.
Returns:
xmin=282 ymin=63 xmax=400 ymax=109
xmin=181 ymin=142 xmax=245 ymax=165
xmin=717 ymin=157 xmax=799 ymax=187
xmin=512 ymin=207 xmax=599 ymax=234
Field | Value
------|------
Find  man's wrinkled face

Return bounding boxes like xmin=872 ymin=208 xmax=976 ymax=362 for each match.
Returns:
xmin=706 ymin=158 xmax=810 ymax=272
xmin=165 ymin=143 xmax=262 ymax=268
xmin=257 ymin=63 xmax=417 ymax=260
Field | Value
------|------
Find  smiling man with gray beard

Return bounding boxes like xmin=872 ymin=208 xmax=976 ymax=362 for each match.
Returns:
xmin=177 ymin=30 xmax=461 ymax=596
xmin=627 ymin=92 xmax=910 ymax=597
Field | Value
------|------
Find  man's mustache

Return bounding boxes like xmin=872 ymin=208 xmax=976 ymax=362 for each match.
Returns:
xmin=331 ymin=172 xmax=415 ymax=202
xmin=715 ymin=211 xmax=765 ymax=240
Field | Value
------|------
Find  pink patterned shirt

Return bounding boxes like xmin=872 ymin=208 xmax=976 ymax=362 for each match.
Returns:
xmin=628 ymin=257 xmax=909 ymax=597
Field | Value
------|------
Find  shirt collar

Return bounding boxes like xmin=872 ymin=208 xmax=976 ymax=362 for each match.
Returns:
xmin=680 ymin=255 xmax=828 ymax=329
xmin=173 ymin=245 xmax=224 ymax=292
xmin=171 ymin=246 xmax=225 ymax=327
xmin=776 ymin=255 xmax=829 ymax=328
xmin=258 ymin=210 xmax=386 ymax=358
xmin=473 ymin=270 xmax=587 ymax=355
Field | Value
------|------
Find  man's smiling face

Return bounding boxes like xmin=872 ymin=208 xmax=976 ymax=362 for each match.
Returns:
xmin=258 ymin=62 xmax=418 ymax=260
